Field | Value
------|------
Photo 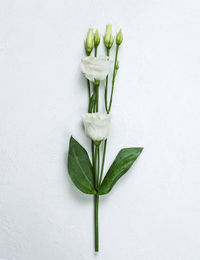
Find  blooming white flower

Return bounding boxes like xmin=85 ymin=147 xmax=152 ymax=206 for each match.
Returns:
xmin=81 ymin=56 xmax=112 ymax=82
xmin=82 ymin=113 xmax=111 ymax=142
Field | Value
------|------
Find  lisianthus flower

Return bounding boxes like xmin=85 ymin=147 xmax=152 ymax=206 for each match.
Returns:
xmin=82 ymin=113 xmax=111 ymax=142
xmin=81 ymin=56 xmax=112 ymax=82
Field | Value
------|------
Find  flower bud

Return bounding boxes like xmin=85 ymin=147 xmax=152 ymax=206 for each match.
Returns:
xmin=104 ymin=24 xmax=114 ymax=49
xmin=94 ymin=29 xmax=100 ymax=47
xmin=85 ymin=28 xmax=94 ymax=55
xmin=116 ymin=29 xmax=123 ymax=45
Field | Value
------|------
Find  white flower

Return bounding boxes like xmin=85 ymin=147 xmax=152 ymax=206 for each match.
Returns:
xmin=81 ymin=56 xmax=112 ymax=82
xmin=82 ymin=113 xmax=111 ymax=142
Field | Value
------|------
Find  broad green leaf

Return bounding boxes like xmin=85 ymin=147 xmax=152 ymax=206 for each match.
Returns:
xmin=68 ymin=136 xmax=96 ymax=194
xmin=98 ymin=147 xmax=143 ymax=195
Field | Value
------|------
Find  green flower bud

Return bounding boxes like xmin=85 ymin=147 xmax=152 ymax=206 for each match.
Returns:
xmin=116 ymin=29 xmax=123 ymax=45
xmin=104 ymin=24 xmax=114 ymax=49
xmin=94 ymin=29 xmax=100 ymax=47
xmin=85 ymin=28 xmax=94 ymax=55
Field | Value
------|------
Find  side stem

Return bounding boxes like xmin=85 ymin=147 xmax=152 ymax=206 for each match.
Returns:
xmin=108 ymin=44 xmax=119 ymax=113
xmin=105 ymin=48 xmax=110 ymax=113
xmin=99 ymin=139 xmax=107 ymax=185
xmin=99 ymin=45 xmax=120 ymax=186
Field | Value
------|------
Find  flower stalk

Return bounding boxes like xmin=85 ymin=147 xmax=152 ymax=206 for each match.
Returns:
xmin=105 ymin=48 xmax=110 ymax=112
xmin=94 ymin=194 xmax=99 ymax=252
xmin=108 ymin=44 xmax=119 ymax=113
xmin=83 ymin=26 xmax=122 ymax=252
xmin=93 ymin=143 xmax=99 ymax=252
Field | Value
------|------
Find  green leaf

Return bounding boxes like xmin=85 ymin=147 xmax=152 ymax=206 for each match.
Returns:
xmin=98 ymin=147 xmax=143 ymax=195
xmin=68 ymin=136 xmax=96 ymax=195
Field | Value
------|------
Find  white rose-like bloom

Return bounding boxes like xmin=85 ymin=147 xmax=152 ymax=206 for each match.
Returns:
xmin=81 ymin=56 xmax=112 ymax=82
xmin=82 ymin=113 xmax=111 ymax=142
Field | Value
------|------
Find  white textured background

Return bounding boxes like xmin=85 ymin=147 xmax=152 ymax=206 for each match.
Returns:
xmin=0 ymin=0 xmax=200 ymax=259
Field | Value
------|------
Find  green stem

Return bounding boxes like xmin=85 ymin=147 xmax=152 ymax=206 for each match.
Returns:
xmin=94 ymin=144 xmax=101 ymax=188
xmin=92 ymin=141 xmax=95 ymax=180
xmin=108 ymin=45 xmax=119 ymax=113
xmin=95 ymin=84 xmax=100 ymax=185
xmin=97 ymin=146 xmax=100 ymax=183
xmin=94 ymin=42 xmax=100 ymax=247
xmin=94 ymin=145 xmax=99 ymax=252
xmin=87 ymin=80 xmax=91 ymax=113
xmin=93 ymin=50 xmax=99 ymax=255
xmin=100 ymin=46 xmax=120 ymax=185
xmin=87 ymin=50 xmax=91 ymax=113
xmin=99 ymin=139 xmax=107 ymax=185
xmin=87 ymin=50 xmax=99 ymax=252
xmin=94 ymin=145 xmax=98 ymax=189
xmin=105 ymin=48 xmax=110 ymax=113
xmin=96 ymin=86 xmax=99 ymax=112
xmin=94 ymin=194 xmax=99 ymax=252
xmin=95 ymin=47 xmax=97 ymax=57
xmin=94 ymin=46 xmax=98 ymax=111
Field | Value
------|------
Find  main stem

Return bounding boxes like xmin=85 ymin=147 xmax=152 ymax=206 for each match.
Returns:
xmin=94 ymin=194 xmax=99 ymax=252
xmin=94 ymin=105 xmax=100 ymax=253
xmin=87 ymin=48 xmax=100 ymax=252
xmin=94 ymin=145 xmax=99 ymax=252
xmin=94 ymin=44 xmax=99 ymax=252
